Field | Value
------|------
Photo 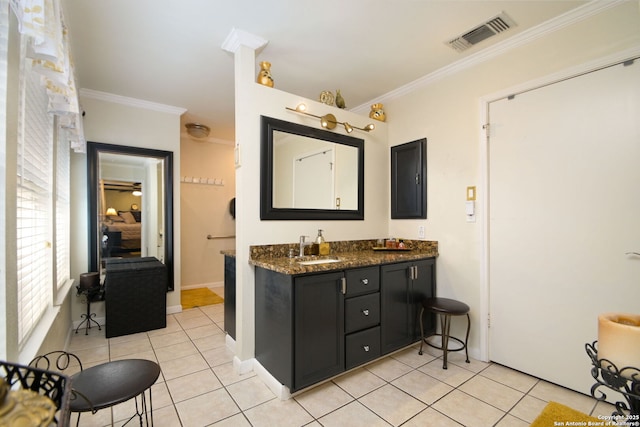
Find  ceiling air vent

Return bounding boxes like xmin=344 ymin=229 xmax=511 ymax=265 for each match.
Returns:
xmin=447 ymin=12 xmax=516 ymax=52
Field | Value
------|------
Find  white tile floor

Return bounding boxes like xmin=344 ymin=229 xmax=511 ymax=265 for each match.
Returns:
xmin=67 ymin=302 xmax=614 ymax=427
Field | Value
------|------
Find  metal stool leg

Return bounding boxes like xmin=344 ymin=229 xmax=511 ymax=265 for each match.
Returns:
xmin=441 ymin=313 xmax=452 ymax=369
xmin=464 ymin=313 xmax=470 ymax=363
xmin=418 ymin=307 xmax=426 ymax=355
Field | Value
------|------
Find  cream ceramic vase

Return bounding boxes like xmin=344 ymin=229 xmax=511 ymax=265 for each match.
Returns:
xmin=597 ymin=313 xmax=640 ymax=378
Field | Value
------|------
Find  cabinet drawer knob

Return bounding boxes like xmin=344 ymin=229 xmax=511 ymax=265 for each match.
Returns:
xmin=362 ymin=309 xmax=369 ymax=316
xmin=361 ymin=278 xmax=369 ymax=285
xmin=363 ymin=345 xmax=370 ymax=352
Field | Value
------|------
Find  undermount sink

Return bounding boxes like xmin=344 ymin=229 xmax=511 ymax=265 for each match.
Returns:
xmin=297 ymin=257 xmax=341 ymax=265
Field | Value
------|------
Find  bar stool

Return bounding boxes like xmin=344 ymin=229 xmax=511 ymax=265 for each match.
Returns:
xmin=418 ymin=297 xmax=470 ymax=369
xmin=75 ymin=272 xmax=104 ymax=335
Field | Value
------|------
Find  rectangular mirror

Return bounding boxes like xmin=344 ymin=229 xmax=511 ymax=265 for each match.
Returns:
xmin=261 ymin=116 xmax=364 ymax=220
xmin=88 ymin=142 xmax=174 ymax=291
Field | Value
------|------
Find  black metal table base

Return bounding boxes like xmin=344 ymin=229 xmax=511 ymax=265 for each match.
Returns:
xmin=75 ymin=293 xmax=101 ymax=335
xmin=585 ymin=341 xmax=639 ymax=422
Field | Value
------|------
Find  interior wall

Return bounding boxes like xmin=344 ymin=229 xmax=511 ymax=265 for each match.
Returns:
xmin=233 ymin=44 xmax=389 ymax=362
xmin=71 ymin=94 xmax=183 ymax=325
xmin=180 ymin=139 xmax=236 ymax=288
xmin=384 ymin=1 xmax=640 ymax=360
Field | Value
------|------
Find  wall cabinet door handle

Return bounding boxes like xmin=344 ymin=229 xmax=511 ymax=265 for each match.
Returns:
xmin=361 ymin=278 xmax=369 ymax=285
xmin=363 ymin=345 xmax=370 ymax=352
xmin=362 ymin=309 xmax=369 ymax=316
xmin=341 ymin=277 xmax=346 ymax=295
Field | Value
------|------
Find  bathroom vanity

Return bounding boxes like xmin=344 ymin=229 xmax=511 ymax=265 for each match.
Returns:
xmin=251 ymin=239 xmax=438 ymax=392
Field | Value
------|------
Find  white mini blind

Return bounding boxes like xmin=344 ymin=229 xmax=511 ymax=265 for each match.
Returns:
xmin=17 ymin=56 xmax=53 ymax=345
xmin=55 ymin=126 xmax=70 ymax=289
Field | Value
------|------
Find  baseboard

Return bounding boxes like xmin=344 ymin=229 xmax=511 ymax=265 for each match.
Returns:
xmin=253 ymin=359 xmax=291 ymax=400
xmin=225 ymin=334 xmax=235 ymax=353
xmin=166 ymin=304 xmax=182 ymax=314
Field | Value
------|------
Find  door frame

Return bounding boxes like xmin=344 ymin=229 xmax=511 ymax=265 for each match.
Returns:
xmin=477 ymin=46 xmax=640 ymax=362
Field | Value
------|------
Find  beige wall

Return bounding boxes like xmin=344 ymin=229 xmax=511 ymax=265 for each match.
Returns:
xmin=384 ymin=1 xmax=640 ymax=359
xmin=180 ymin=139 xmax=236 ymax=288
xmin=70 ymin=94 xmax=183 ymax=325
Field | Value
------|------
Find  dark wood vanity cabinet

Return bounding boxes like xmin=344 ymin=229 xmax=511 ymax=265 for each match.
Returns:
xmin=294 ymin=272 xmax=345 ymax=390
xmin=344 ymin=267 xmax=381 ymax=370
xmin=380 ymin=258 xmax=436 ymax=354
xmin=255 ymin=258 xmax=435 ymax=392
xmin=256 ymin=269 xmax=345 ymax=391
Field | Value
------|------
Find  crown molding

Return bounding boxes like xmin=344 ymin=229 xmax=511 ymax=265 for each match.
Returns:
xmin=79 ymin=88 xmax=187 ymax=115
xmin=222 ymin=28 xmax=269 ymax=53
xmin=351 ymin=0 xmax=626 ymax=114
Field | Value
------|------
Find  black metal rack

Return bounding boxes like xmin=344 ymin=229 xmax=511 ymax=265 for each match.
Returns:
xmin=585 ymin=341 xmax=639 ymax=421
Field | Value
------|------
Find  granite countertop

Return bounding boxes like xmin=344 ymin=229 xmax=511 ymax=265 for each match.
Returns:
xmin=220 ymin=249 xmax=236 ymax=257
xmin=249 ymin=239 xmax=438 ymax=275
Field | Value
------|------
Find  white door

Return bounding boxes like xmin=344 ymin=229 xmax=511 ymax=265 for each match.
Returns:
xmin=488 ymin=60 xmax=640 ymax=394
xmin=293 ymin=149 xmax=334 ymax=209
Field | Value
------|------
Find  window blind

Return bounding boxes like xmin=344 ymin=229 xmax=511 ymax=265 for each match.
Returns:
xmin=55 ymin=125 xmax=70 ymax=289
xmin=17 ymin=55 xmax=53 ymax=345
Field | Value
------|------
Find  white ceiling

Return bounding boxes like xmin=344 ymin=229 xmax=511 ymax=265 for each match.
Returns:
xmin=62 ymin=0 xmax=589 ymax=143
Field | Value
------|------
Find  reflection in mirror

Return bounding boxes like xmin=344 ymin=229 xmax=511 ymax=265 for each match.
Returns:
xmin=261 ymin=116 xmax=364 ymax=220
xmin=88 ymin=142 xmax=174 ymax=290
xmin=273 ymin=131 xmax=359 ymax=210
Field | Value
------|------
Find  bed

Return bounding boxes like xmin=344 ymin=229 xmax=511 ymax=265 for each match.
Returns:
xmin=104 ymin=211 xmax=141 ymax=253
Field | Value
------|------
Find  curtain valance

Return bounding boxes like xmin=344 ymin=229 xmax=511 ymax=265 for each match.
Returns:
xmin=9 ymin=0 xmax=85 ymax=152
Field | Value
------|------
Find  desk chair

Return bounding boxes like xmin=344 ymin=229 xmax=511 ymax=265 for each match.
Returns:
xmin=30 ymin=351 xmax=95 ymax=427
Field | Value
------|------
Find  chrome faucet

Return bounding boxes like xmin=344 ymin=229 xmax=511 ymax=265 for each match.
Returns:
xmin=299 ymin=235 xmax=313 ymax=257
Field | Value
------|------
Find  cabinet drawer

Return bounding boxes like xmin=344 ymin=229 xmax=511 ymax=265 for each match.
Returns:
xmin=345 ymin=293 xmax=380 ymax=334
xmin=345 ymin=266 xmax=379 ymax=296
xmin=346 ymin=326 xmax=381 ymax=370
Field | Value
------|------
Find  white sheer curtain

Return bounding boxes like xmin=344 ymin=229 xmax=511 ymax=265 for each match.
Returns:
xmin=9 ymin=0 xmax=85 ymax=152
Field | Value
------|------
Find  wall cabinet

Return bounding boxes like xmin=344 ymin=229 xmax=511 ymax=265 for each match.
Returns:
xmin=391 ymin=138 xmax=427 ymax=219
xmin=255 ymin=257 xmax=435 ymax=392
xmin=380 ymin=258 xmax=435 ymax=355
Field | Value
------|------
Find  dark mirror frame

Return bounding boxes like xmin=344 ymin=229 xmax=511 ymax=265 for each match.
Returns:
xmin=87 ymin=141 xmax=174 ymax=291
xmin=260 ymin=115 xmax=365 ymax=220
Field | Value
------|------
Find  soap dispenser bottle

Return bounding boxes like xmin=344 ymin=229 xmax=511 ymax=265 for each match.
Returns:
xmin=316 ymin=229 xmax=330 ymax=255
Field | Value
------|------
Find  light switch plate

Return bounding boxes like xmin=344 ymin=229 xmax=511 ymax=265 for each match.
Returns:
xmin=467 ymin=186 xmax=476 ymax=201
xmin=418 ymin=226 xmax=425 ymax=239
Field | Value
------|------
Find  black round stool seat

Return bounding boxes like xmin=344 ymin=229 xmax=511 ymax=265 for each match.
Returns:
xmin=422 ymin=297 xmax=470 ymax=316
xmin=419 ymin=297 xmax=471 ymax=369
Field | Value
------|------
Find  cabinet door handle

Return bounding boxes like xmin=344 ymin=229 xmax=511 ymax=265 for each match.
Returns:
xmin=362 ymin=309 xmax=369 ymax=316
xmin=341 ymin=277 xmax=346 ymax=295
xmin=410 ymin=265 xmax=418 ymax=280
xmin=363 ymin=345 xmax=370 ymax=352
xmin=361 ymin=278 xmax=369 ymax=285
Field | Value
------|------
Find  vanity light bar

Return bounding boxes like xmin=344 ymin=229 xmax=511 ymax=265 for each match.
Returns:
xmin=285 ymin=104 xmax=375 ymax=133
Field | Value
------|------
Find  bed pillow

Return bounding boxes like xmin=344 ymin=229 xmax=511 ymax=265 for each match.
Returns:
xmin=119 ymin=211 xmax=137 ymax=224
xmin=110 ymin=215 xmax=125 ymax=222
xmin=130 ymin=211 xmax=141 ymax=222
